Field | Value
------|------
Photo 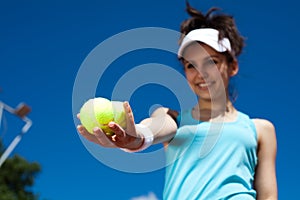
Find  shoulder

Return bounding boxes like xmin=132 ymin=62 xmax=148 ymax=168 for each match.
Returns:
xmin=151 ymin=107 xmax=179 ymax=118
xmin=151 ymin=107 xmax=179 ymax=127
xmin=252 ymin=118 xmax=277 ymax=151
xmin=151 ymin=107 xmax=169 ymax=116
xmin=252 ymin=118 xmax=275 ymax=133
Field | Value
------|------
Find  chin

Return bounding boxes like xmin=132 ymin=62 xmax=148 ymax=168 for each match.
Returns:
xmin=198 ymin=91 xmax=225 ymax=102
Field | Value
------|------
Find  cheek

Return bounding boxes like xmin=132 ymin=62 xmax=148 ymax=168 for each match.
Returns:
xmin=184 ymin=70 xmax=195 ymax=81
xmin=214 ymin=65 xmax=230 ymax=84
xmin=219 ymin=71 xmax=230 ymax=88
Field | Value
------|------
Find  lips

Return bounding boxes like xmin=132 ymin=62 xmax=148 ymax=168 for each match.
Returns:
xmin=199 ymin=82 xmax=210 ymax=87
xmin=197 ymin=81 xmax=214 ymax=90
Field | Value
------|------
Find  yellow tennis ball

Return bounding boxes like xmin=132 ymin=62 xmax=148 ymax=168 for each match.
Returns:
xmin=79 ymin=97 xmax=126 ymax=136
xmin=112 ymin=101 xmax=127 ymax=129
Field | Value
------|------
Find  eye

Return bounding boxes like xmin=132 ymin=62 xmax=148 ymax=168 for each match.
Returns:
xmin=203 ymin=58 xmax=222 ymax=70
xmin=184 ymin=62 xmax=195 ymax=70
xmin=204 ymin=59 xmax=218 ymax=66
xmin=186 ymin=63 xmax=195 ymax=69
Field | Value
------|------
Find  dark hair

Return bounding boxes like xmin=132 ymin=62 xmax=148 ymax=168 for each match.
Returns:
xmin=179 ymin=1 xmax=245 ymax=63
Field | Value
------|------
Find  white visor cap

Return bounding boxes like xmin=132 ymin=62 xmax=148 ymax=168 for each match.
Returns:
xmin=178 ymin=28 xmax=231 ymax=58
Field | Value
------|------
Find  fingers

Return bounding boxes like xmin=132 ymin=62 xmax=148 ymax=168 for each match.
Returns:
xmin=77 ymin=125 xmax=115 ymax=147
xmin=123 ymin=101 xmax=136 ymax=135
xmin=108 ymin=122 xmax=125 ymax=137
xmin=92 ymin=127 xmax=115 ymax=147
xmin=77 ymin=125 xmax=99 ymax=144
xmin=107 ymin=121 xmax=137 ymax=149
xmin=108 ymin=122 xmax=126 ymax=142
xmin=77 ymin=112 xmax=115 ymax=147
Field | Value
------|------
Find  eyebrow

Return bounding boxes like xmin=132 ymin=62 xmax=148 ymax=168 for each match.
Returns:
xmin=204 ymin=55 xmax=220 ymax=60
xmin=182 ymin=54 xmax=221 ymax=64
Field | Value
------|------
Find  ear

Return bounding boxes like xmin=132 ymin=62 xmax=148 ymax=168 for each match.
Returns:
xmin=229 ymin=59 xmax=239 ymax=77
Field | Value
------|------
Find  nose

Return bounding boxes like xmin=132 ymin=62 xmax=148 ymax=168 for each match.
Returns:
xmin=195 ymin=66 xmax=208 ymax=79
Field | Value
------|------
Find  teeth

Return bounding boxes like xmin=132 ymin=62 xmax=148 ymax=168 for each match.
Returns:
xmin=199 ymin=83 xmax=210 ymax=87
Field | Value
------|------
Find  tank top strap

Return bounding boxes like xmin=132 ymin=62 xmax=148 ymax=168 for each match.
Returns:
xmin=236 ymin=111 xmax=258 ymax=141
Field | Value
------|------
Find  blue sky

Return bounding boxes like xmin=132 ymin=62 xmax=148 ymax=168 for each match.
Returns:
xmin=1 ymin=0 xmax=299 ymax=199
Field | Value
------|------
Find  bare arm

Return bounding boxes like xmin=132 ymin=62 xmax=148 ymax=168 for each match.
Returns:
xmin=253 ymin=119 xmax=278 ymax=200
xmin=139 ymin=107 xmax=178 ymax=144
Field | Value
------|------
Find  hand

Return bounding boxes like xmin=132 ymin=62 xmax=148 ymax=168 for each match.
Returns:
xmin=77 ymin=101 xmax=143 ymax=150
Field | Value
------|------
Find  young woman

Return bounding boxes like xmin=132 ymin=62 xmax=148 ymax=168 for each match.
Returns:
xmin=77 ymin=3 xmax=277 ymax=199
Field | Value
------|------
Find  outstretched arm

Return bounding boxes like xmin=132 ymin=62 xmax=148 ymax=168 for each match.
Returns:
xmin=253 ymin=119 xmax=278 ymax=200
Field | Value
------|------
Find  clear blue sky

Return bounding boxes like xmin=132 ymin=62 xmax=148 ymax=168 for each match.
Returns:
xmin=1 ymin=0 xmax=299 ymax=199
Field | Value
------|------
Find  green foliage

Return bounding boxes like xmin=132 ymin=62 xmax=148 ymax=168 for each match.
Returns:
xmin=0 ymin=140 xmax=41 ymax=200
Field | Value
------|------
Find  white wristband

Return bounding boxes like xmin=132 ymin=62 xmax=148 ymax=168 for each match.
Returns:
xmin=120 ymin=124 xmax=154 ymax=153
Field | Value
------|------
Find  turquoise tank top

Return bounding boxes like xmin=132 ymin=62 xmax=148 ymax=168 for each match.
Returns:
xmin=163 ymin=110 xmax=258 ymax=200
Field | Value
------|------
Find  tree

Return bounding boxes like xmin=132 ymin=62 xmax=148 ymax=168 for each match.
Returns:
xmin=0 ymin=140 xmax=41 ymax=200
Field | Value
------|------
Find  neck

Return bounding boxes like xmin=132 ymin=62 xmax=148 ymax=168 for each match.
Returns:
xmin=193 ymin=98 xmax=236 ymax=121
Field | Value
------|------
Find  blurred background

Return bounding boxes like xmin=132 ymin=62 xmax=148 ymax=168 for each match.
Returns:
xmin=1 ymin=0 xmax=299 ymax=199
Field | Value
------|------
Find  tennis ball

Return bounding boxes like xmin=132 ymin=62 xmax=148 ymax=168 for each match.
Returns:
xmin=79 ymin=97 xmax=126 ymax=136
xmin=111 ymin=101 xmax=127 ymax=129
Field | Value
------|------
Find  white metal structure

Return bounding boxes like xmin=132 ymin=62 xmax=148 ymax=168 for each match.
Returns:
xmin=0 ymin=101 xmax=32 ymax=167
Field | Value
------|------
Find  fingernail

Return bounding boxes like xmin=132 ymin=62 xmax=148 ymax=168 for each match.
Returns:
xmin=108 ymin=122 xmax=115 ymax=128
xmin=93 ymin=127 xmax=100 ymax=132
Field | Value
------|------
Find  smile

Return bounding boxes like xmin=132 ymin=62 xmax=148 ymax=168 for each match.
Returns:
xmin=199 ymin=82 xmax=211 ymax=87
xmin=198 ymin=81 xmax=214 ymax=88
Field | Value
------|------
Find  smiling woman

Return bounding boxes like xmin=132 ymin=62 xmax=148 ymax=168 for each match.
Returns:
xmin=180 ymin=42 xmax=238 ymax=111
xmin=77 ymin=1 xmax=278 ymax=200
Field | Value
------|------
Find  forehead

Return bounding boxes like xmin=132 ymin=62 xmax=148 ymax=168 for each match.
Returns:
xmin=181 ymin=42 xmax=221 ymax=61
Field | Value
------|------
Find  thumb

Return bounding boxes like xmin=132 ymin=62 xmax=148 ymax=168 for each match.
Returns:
xmin=123 ymin=101 xmax=137 ymax=136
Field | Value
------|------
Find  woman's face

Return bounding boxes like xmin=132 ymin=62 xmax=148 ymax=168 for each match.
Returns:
xmin=181 ymin=42 xmax=237 ymax=101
